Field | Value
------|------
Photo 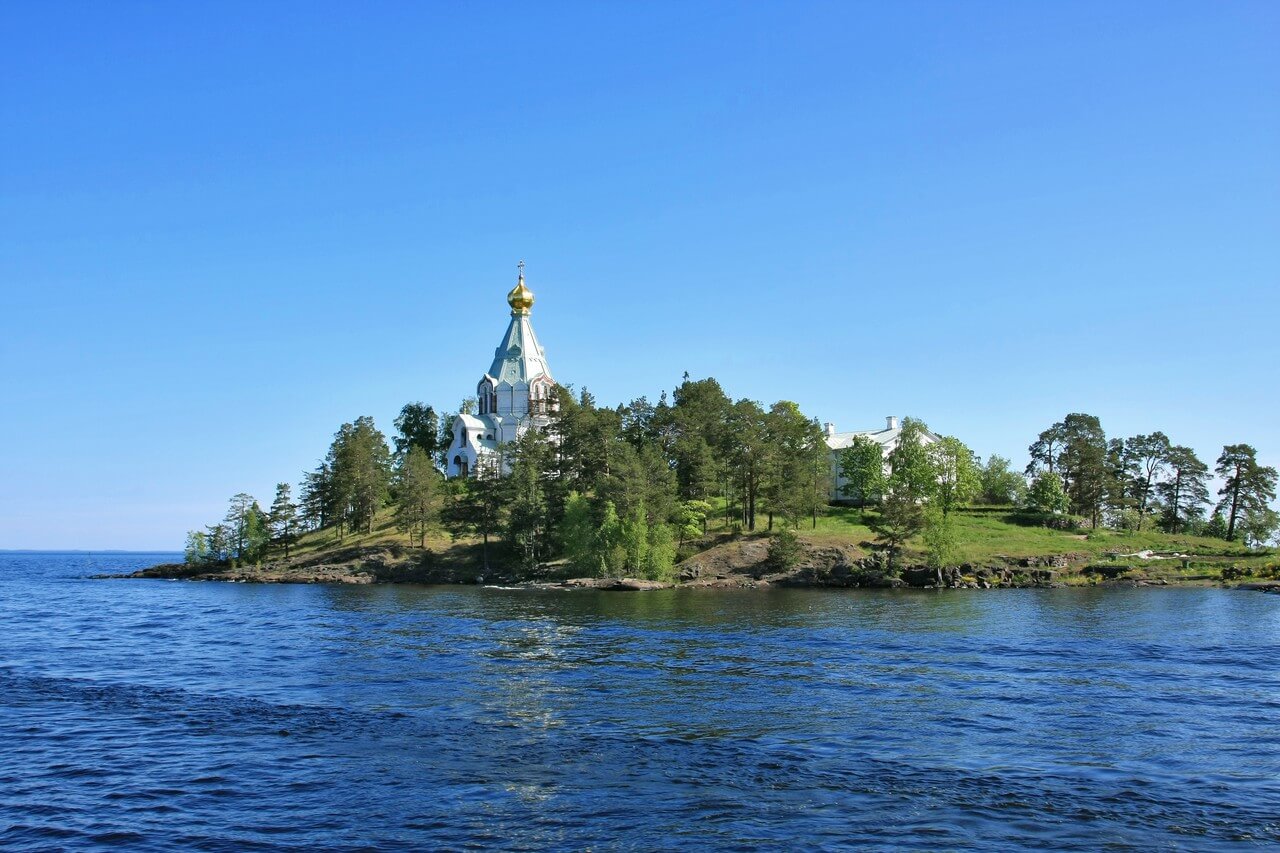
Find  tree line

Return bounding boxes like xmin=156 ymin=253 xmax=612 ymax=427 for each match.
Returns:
xmin=185 ymin=376 xmax=831 ymax=578
xmin=1019 ymin=414 xmax=1277 ymax=546
xmin=184 ymin=391 xmax=1278 ymax=574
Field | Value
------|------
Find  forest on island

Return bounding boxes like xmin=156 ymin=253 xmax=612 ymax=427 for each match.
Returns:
xmin=183 ymin=377 xmax=1279 ymax=580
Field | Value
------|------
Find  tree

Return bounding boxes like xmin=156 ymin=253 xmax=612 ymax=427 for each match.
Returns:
xmin=1215 ymin=444 xmax=1278 ymax=541
xmin=594 ymin=501 xmax=626 ymax=577
xmin=1204 ymin=510 xmax=1228 ymax=540
xmin=393 ymin=402 xmax=441 ymax=464
xmin=268 ymin=482 xmax=300 ymax=558
xmin=558 ymin=491 xmax=596 ymax=571
xmin=620 ymin=502 xmax=649 ymax=575
xmin=1240 ymin=507 xmax=1280 ymax=549
xmin=1125 ymin=432 xmax=1171 ymax=531
xmin=1103 ymin=438 xmax=1137 ymax=525
xmin=870 ymin=418 xmax=938 ymax=569
xmin=838 ymin=436 xmax=887 ymax=505
xmin=762 ymin=402 xmax=825 ymax=529
xmin=726 ymin=399 xmax=769 ymax=530
xmin=204 ymin=523 xmax=229 ymax=564
xmin=242 ymin=501 xmax=270 ymax=565
xmin=1026 ymin=423 xmax=1066 ymax=477
xmin=1026 ymin=472 xmax=1070 ymax=516
xmin=921 ymin=504 xmax=958 ymax=569
xmin=1157 ymin=446 xmax=1210 ymax=534
xmin=979 ymin=455 xmax=1026 ymax=505
xmin=669 ymin=376 xmax=733 ymax=502
xmin=299 ymin=463 xmax=334 ymax=530
xmin=675 ymin=499 xmax=713 ymax=545
xmin=643 ymin=523 xmax=678 ymax=581
xmin=886 ymin=418 xmax=938 ymax=502
xmin=223 ymin=493 xmax=256 ymax=564
xmin=930 ymin=436 xmax=980 ymax=517
xmin=1053 ymin=414 xmax=1108 ymax=526
xmin=394 ymin=447 xmax=442 ymax=548
xmin=441 ymin=457 xmax=504 ymax=572
xmin=184 ymin=530 xmax=208 ymax=565
xmin=871 ymin=489 xmax=926 ymax=572
xmin=503 ymin=431 xmax=554 ymax=574
xmin=327 ymin=416 xmax=392 ymax=535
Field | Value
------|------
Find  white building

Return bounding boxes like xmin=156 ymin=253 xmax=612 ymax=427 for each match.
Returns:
xmin=824 ymin=415 xmax=939 ymax=501
xmin=445 ymin=264 xmax=557 ymax=478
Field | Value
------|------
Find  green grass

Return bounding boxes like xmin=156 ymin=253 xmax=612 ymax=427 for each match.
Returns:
xmin=286 ymin=500 xmax=1274 ymax=581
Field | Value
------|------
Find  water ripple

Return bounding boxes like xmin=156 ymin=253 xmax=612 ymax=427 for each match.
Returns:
xmin=1 ymin=553 xmax=1278 ymax=850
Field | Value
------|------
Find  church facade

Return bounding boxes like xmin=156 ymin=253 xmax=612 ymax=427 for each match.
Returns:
xmin=445 ymin=265 xmax=556 ymax=478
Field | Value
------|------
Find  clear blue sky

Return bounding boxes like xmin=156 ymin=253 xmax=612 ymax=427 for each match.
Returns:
xmin=2 ymin=2 xmax=1277 ymax=549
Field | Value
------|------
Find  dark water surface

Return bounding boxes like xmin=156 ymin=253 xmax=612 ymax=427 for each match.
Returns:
xmin=2 ymin=553 xmax=1278 ymax=851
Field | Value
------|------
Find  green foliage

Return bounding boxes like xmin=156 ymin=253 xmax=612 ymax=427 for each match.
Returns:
xmin=1158 ymin=445 xmax=1210 ymax=534
xmin=268 ymin=482 xmax=300 ymax=558
xmin=871 ymin=491 xmax=926 ymax=570
xmin=441 ymin=458 xmax=505 ymax=570
xmin=621 ymin=502 xmax=649 ymax=575
xmin=1029 ymin=414 xmax=1108 ymax=526
xmin=558 ymin=492 xmax=595 ymax=568
xmin=394 ymin=447 xmax=442 ymax=548
xmin=921 ymin=505 xmax=958 ymax=569
xmin=595 ymin=501 xmax=626 ymax=577
xmin=643 ymin=523 xmax=678 ymax=581
xmin=766 ymin=527 xmax=804 ymax=572
xmin=838 ymin=436 xmax=887 ymax=504
xmin=1204 ymin=510 xmax=1229 ymax=540
xmin=1240 ymin=507 xmax=1280 ymax=549
xmin=1215 ymin=444 xmax=1278 ymax=542
xmin=502 ymin=430 xmax=555 ymax=574
xmin=393 ymin=402 xmax=441 ymax=463
xmin=327 ymin=416 xmax=393 ymax=535
xmin=183 ymin=530 xmax=208 ymax=565
xmin=675 ymin=500 xmax=713 ymax=543
xmin=930 ymin=435 xmax=980 ymax=516
xmin=243 ymin=501 xmax=269 ymax=566
xmin=979 ymin=454 xmax=1026 ymax=505
xmin=1026 ymin=471 xmax=1070 ymax=516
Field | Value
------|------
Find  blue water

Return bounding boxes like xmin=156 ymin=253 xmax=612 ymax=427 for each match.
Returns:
xmin=1 ymin=553 xmax=1278 ymax=850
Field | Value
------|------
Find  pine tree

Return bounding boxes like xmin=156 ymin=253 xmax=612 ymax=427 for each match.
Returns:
xmin=394 ymin=447 xmax=442 ymax=548
xmin=1215 ymin=444 xmax=1278 ymax=541
xmin=268 ymin=482 xmax=300 ymax=558
xmin=1157 ymin=446 xmax=1209 ymax=534
xmin=1125 ymin=432 xmax=1171 ymax=531
xmin=223 ymin=493 xmax=256 ymax=564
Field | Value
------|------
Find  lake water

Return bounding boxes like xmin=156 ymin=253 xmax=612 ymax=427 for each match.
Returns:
xmin=1 ymin=552 xmax=1278 ymax=850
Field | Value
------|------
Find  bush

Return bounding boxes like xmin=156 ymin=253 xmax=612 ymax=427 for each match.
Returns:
xmin=766 ymin=528 xmax=804 ymax=572
xmin=1221 ymin=565 xmax=1250 ymax=581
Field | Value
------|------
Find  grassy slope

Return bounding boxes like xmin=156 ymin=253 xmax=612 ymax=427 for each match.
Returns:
xmin=287 ymin=503 xmax=1276 ymax=582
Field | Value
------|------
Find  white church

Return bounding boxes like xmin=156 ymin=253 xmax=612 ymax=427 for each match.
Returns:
xmin=446 ymin=265 xmax=934 ymax=495
xmin=445 ymin=263 xmax=557 ymax=478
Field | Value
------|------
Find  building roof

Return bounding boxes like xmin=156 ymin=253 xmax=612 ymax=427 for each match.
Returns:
xmin=826 ymin=426 xmax=903 ymax=451
xmin=486 ymin=312 xmax=553 ymax=386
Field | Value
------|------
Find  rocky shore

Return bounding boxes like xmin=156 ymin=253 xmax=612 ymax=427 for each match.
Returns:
xmin=101 ymin=536 xmax=1263 ymax=591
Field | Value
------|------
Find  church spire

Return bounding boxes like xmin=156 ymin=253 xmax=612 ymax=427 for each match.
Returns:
xmin=507 ymin=259 xmax=535 ymax=315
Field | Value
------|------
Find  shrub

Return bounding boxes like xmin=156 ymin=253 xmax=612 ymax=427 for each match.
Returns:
xmin=766 ymin=528 xmax=804 ymax=572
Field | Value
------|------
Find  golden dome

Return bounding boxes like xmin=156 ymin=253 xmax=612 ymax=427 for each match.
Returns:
xmin=507 ymin=263 xmax=534 ymax=314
